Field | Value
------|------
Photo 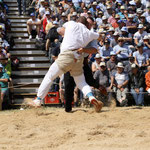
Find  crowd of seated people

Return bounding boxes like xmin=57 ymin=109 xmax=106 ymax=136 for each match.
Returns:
xmin=0 ymin=1 xmax=17 ymax=107
xmin=25 ymin=0 xmax=150 ymax=107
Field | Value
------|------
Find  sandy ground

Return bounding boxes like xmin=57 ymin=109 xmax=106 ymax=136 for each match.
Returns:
xmin=0 ymin=106 xmax=150 ymax=150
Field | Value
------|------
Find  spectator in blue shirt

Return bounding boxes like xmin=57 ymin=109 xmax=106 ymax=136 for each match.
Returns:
xmin=113 ymin=37 xmax=132 ymax=64
xmin=99 ymin=39 xmax=113 ymax=62
xmin=133 ymin=42 xmax=149 ymax=69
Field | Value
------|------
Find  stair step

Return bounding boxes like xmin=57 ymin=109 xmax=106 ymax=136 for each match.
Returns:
xmin=8 ymin=16 xmax=30 ymax=19
xmin=13 ymin=82 xmax=40 ymax=87
xmin=18 ymin=63 xmax=50 ymax=68
xmin=19 ymin=56 xmax=49 ymax=61
xmin=10 ymin=50 xmax=45 ymax=55
xmin=14 ymin=88 xmax=38 ymax=93
xmin=11 ymin=53 xmax=45 ymax=57
xmin=11 ymin=24 xmax=27 ymax=28
xmin=14 ymin=39 xmax=36 ymax=44
xmin=9 ymin=8 xmax=29 ymax=11
xmin=20 ymin=60 xmax=50 ymax=63
xmin=9 ymin=33 xmax=28 ymax=38
xmin=17 ymin=67 xmax=49 ymax=70
xmin=12 ymin=70 xmax=47 ymax=76
xmin=13 ymin=44 xmax=36 ymax=48
xmin=11 ymin=28 xmax=28 ymax=32
xmin=13 ymin=78 xmax=43 ymax=83
xmin=10 ymin=19 xmax=28 ymax=23
xmin=4 ymin=0 xmax=17 ymax=3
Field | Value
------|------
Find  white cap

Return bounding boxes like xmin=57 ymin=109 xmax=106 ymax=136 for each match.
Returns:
xmin=110 ymin=51 xmax=116 ymax=56
xmin=121 ymin=26 xmax=128 ymax=32
xmin=62 ymin=12 xmax=66 ymax=16
xmin=45 ymin=11 xmax=50 ymax=15
xmin=131 ymin=63 xmax=138 ymax=69
xmin=120 ymin=6 xmax=125 ymax=9
xmin=72 ymin=12 xmax=77 ymax=16
xmin=137 ymin=8 xmax=143 ymax=13
xmin=113 ymin=31 xmax=119 ymax=36
xmin=41 ymin=0 xmax=45 ymax=2
xmin=143 ymin=35 xmax=149 ymax=40
xmin=117 ymin=62 xmax=124 ymax=68
xmin=106 ymin=5 xmax=111 ymax=9
xmin=53 ymin=21 xmax=58 ymax=25
xmin=102 ymin=16 xmax=107 ymax=20
xmin=138 ymin=24 xmax=144 ymax=29
xmin=129 ymin=1 xmax=136 ymax=5
xmin=94 ymin=53 xmax=101 ymax=59
xmin=108 ymin=27 xmax=114 ymax=32
xmin=92 ymin=2 xmax=97 ymax=5
xmin=99 ymin=62 xmax=106 ymax=67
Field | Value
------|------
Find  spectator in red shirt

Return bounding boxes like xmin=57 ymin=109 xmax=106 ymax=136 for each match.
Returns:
xmin=43 ymin=11 xmax=51 ymax=33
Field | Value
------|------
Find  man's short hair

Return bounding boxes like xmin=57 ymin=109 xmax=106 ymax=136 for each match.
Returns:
xmin=77 ymin=16 xmax=88 ymax=27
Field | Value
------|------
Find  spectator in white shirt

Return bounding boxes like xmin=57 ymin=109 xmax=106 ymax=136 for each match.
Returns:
xmin=134 ymin=24 xmax=148 ymax=45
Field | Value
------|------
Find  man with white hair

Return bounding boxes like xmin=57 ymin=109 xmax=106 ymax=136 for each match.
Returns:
xmin=30 ymin=17 xmax=103 ymax=112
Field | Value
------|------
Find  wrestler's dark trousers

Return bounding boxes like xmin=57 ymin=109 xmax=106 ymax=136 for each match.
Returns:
xmin=64 ymin=59 xmax=99 ymax=112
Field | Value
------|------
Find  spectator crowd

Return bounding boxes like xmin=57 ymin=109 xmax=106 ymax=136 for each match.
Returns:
xmin=26 ymin=0 xmax=150 ymax=107
xmin=1 ymin=0 xmax=150 ymax=108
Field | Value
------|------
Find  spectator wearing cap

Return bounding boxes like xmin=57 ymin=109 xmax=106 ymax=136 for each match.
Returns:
xmin=100 ymin=16 xmax=110 ymax=30
xmin=72 ymin=12 xmax=78 ymax=21
xmin=108 ymin=10 xmax=117 ymax=25
xmin=87 ymin=10 xmax=92 ymax=18
xmin=117 ymin=5 xmax=125 ymax=19
xmin=139 ymin=14 xmax=150 ymax=33
xmin=92 ymin=53 xmax=101 ymax=73
xmin=59 ymin=12 xmax=67 ymax=27
xmin=121 ymin=26 xmax=132 ymax=45
xmin=129 ymin=63 xmax=145 ymax=106
xmin=126 ymin=14 xmax=137 ymax=34
xmin=110 ymin=31 xmax=120 ymax=47
xmin=136 ymin=8 xmax=143 ymax=23
xmin=0 ymin=63 xmax=9 ymax=103
xmin=111 ymin=14 xmax=120 ymax=29
xmin=104 ymin=5 xmax=112 ymax=19
xmin=55 ymin=7 xmax=64 ymax=21
xmin=129 ymin=0 xmax=136 ymax=13
xmin=107 ymin=51 xmax=118 ymax=75
xmin=82 ymin=0 xmax=91 ymax=7
xmin=96 ymin=11 xmax=103 ymax=27
xmin=143 ymin=3 xmax=150 ymax=23
xmin=94 ymin=62 xmax=110 ymax=90
xmin=107 ymin=27 xmax=115 ymax=41
xmin=110 ymin=62 xmax=129 ymax=107
xmin=143 ymin=35 xmax=150 ymax=57
xmin=124 ymin=56 xmax=135 ymax=73
xmin=45 ymin=21 xmax=59 ymax=57
xmin=27 ymin=13 xmax=41 ymax=40
xmin=89 ymin=2 xmax=97 ymax=17
xmin=113 ymin=37 xmax=132 ymax=63
xmin=134 ymin=24 xmax=148 ymax=45
xmin=133 ymin=42 xmax=149 ymax=69
xmin=67 ymin=7 xmax=76 ymax=21
xmin=72 ymin=0 xmax=80 ymax=9
xmin=43 ymin=11 xmax=52 ymax=33
xmin=39 ymin=0 xmax=46 ymax=18
xmin=99 ymin=39 xmax=113 ymax=62
xmin=51 ymin=0 xmax=59 ymax=15
xmin=80 ymin=7 xmax=88 ymax=18
xmin=145 ymin=65 xmax=150 ymax=95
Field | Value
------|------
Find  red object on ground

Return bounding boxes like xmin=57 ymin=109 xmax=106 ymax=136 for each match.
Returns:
xmin=44 ymin=92 xmax=60 ymax=104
